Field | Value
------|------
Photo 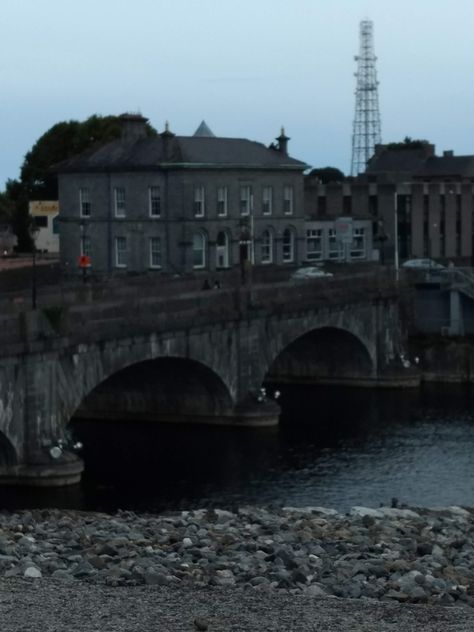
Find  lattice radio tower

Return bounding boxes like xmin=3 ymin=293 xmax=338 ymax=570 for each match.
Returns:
xmin=350 ymin=20 xmax=382 ymax=176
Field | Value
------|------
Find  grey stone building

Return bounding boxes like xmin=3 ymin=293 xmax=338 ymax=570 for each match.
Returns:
xmin=308 ymin=142 xmax=474 ymax=265
xmin=57 ymin=114 xmax=309 ymax=278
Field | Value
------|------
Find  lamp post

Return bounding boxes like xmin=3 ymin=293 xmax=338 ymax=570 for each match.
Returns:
xmin=394 ymin=191 xmax=399 ymax=282
xmin=29 ymin=219 xmax=39 ymax=309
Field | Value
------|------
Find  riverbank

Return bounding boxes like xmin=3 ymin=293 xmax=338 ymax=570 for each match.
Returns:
xmin=0 ymin=506 xmax=473 ymax=606
xmin=3 ymin=577 xmax=474 ymax=631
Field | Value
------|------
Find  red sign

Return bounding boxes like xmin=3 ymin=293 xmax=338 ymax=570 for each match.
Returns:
xmin=78 ymin=255 xmax=91 ymax=268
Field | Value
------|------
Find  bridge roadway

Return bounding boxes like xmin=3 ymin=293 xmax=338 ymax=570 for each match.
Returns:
xmin=0 ymin=270 xmax=415 ymax=486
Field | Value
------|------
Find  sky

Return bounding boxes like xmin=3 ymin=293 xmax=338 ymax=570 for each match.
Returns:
xmin=2 ymin=0 xmax=474 ymax=188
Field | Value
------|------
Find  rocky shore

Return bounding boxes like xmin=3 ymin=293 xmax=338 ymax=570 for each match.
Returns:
xmin=0 ymin=505 xmax=473 ymax=610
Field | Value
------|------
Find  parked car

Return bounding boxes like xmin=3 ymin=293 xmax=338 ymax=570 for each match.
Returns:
xmin=401 ymin=258 xmax=445 ymax=270
xmin=291 ymin=267 xmax=334 ymax=280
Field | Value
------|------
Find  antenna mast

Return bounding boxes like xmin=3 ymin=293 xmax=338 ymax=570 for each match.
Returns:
xmin=350 ymin=20 xmax=381 ymax=176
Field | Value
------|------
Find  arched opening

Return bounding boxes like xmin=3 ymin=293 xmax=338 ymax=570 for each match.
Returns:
xmin=216 ymin=231 xmax=230 ymax=268
xmin=192 ymin=231 xmax=207 ymax=269
xmin=74 ymin=357 xmax=234 ymax=424
xmin=266 ymin=326 xmax=373 ymax=386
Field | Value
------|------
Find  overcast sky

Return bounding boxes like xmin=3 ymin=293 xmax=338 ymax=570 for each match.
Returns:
xmin=2 ymin=0 xmax=474 ymax=188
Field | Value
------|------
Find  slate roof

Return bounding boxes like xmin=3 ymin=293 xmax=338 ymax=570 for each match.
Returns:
xmin=194 ymin=120 xmax=215 ymax=137
xmin=416 ymin=155 xmax=474 ymax=178
xmin=365 ymin=149 xmax=429 ymax=174
xmin=365 ymin=145 xmax=474 ymax=180
xmin=55 ymin=135 xmax=308 ymax=173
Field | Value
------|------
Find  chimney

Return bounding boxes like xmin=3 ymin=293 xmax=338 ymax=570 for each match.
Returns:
xmin=443 ymin=150 xmax=454 ymax=157
xmin=276 ymin=126 xmax=290 ymax=156
xmin=160 ymin=121 xmax=175 ymax=160
xmin=119 ymin=113 xmax=148 ymax=142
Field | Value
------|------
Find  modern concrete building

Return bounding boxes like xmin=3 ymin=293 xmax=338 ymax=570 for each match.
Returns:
xmin=56 ymin=114 xmax=311 ymax=278
xmin=309 ymin=142 xmax=474 ymax=265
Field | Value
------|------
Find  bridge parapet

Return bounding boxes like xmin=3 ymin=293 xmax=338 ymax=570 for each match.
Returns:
xmin=0 ymin=270 xmax=402 ymax=353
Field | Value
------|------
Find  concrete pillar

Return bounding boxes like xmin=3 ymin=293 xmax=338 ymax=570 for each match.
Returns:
xmin=449 ymin=289 xmax=464 ymax=336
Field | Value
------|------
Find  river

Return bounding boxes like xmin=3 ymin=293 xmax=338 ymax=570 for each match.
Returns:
xmin=1 ymin=383 xmax=474 ymax=512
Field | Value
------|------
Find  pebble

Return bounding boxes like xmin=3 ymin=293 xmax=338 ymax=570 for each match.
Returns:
xmin=0 ymin=506 xmax=473 ymax=607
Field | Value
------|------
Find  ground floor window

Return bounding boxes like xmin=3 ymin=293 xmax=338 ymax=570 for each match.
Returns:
xmin=149 ymin=237 xmax=162 ymax=268
xmin=261 ymin=229 xmax=273 ymax=264
xmin=350 ymin=227 xmax=366 ymax=259
xmin=282 ymin=228 xmax=295 ymax=262
xmin=115 ymin=236 xmax=127 ymax=267
xmin=328 ymin=229 xmax=342 ymax=260
xmin=216 ymin=231 xmax=230 ymax=268
xmin=306 ymin=228 xmax=322 ymax=261
xmin=193 ymin=232 xmax=206 ymax=268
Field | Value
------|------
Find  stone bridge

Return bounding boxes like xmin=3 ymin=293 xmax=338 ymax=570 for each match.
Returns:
xmin=0 ymin=272 xmax=415 ymax=486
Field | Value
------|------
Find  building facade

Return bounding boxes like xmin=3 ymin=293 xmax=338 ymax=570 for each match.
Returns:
xmin=29 ymin=201 xmax=60 ymax=253
xmin=57 ymin=115 xmax=311 ymax=278
xmin=308 ymin=143 xmax=474 ymax=265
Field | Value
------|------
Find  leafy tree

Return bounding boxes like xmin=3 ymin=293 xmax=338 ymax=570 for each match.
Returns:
xmin=21 ymin=114 xmax=156 ymax=199
xmin=384 ymin=137 xmax=430 ymax=151
xmin=308 ymin=166 xmax=345 ymax=184
xmin=3 ymin=114 xmax=157 ymax=250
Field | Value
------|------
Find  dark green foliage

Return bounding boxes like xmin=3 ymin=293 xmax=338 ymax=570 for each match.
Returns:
xmin=2 ymin=114 xmax=157 ymax=250
xmin=308 ymin=166 xmax=345 ymax=183
xmin=384 ymin=137 xmax=430 ymax=150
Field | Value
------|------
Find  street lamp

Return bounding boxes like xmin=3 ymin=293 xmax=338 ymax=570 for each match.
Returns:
xmin=394 ymin=192 xmax=399 ymax=282
xmin=29 ymin=218 xmax=40 ymax=309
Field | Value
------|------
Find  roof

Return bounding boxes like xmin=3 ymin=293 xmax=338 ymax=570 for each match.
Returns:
xmin=54 ymin=135 xmax=309 ymax=173
xmin=194 ymin=120 xmax=215 ymax=137
xmin=365 ymin=143 xmax=474 ymax=180
xmin=365 ymin=149 xmax=429 ymax=174
xmin=416 ymin=155 xmax=474 ymax=178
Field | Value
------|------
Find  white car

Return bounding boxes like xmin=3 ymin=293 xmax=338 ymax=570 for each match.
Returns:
xmin=401 ymin=259 xmax=445 ymax=270
xmin=291 ymin=267 xmax=334 ymax=280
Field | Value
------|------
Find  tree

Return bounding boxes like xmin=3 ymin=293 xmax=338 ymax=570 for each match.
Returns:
xmin=384 ymin=137 xmax=430 ymax=151
xmin=308 ymin=167 xmax=345 ymax=184
xmin=3 ymin=114 xmax=157 ymax=250
xmin=20 ymin=114 xmax=156 ymax=200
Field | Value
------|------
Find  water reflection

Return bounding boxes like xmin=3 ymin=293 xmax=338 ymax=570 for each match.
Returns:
xmin=1 ymin=384 xmax=473 ymax=512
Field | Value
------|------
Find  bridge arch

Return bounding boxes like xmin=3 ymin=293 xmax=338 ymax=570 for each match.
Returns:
xmin=75 ymin=356 xmax=234 ymax=424
xmin=58 ymin=333 xmax=237 ymax=429
xmin=261 ymin=318 xmax=376 ymax=387
xmin=0 ymin=432 xmax=18 ymax=467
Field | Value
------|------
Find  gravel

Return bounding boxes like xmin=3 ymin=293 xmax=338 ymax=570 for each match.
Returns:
xmin=1 ymin=505 xmax=474 ymax=630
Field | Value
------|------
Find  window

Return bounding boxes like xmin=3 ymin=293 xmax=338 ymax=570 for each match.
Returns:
xmin=262 ymin=186 xmax=273 ymax=215
xmin=350 ymin=227 xmax=366 ymax=259
xmin=240 ymin=185 xmax=252 ymax=216
xmin=282 ymin=228 xmax=295 ymax=262
xmin=216 ymin=231 xmax=229 ymax=267
xmin=328 ymin=228 xmax=342 ymax=260
xmin=149 ymin=186 xmax=161 ymax=217
xmin=114 ymin=188 xmax=126 ymax=217
xmin=192 ymin=232 xmax=206 ymax=268
xmin=115 ymin=236 xmax=127 ymax=267
xmin=283 ymin=186 xmax=294 ymax=215
xmin=149 ymin=237 xmax=162 ymax=268
xmin=306 ymin=228 xmax=323 ymax=261
xmin=81 ymin=235 xmax=91 ymax=258
xmin=217 ymin=186 xmax=228 ymax=216
xmin=33 ymin=216 xmax=48 ymax=228
xmin=261 ymin=230 xmax=273 ymax=264
xmin=194 ymin=186 xmax=205 ymax=217
xmin=79 ymin=188 xmax=91 ymax=217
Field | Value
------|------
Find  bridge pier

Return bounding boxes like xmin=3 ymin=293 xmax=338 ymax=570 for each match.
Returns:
xmin=0 ymin=452 xmax=83 ymax=487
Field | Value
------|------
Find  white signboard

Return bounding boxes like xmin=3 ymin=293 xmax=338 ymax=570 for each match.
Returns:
xmin=335 ymin=217 xmax=353 ymax=244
